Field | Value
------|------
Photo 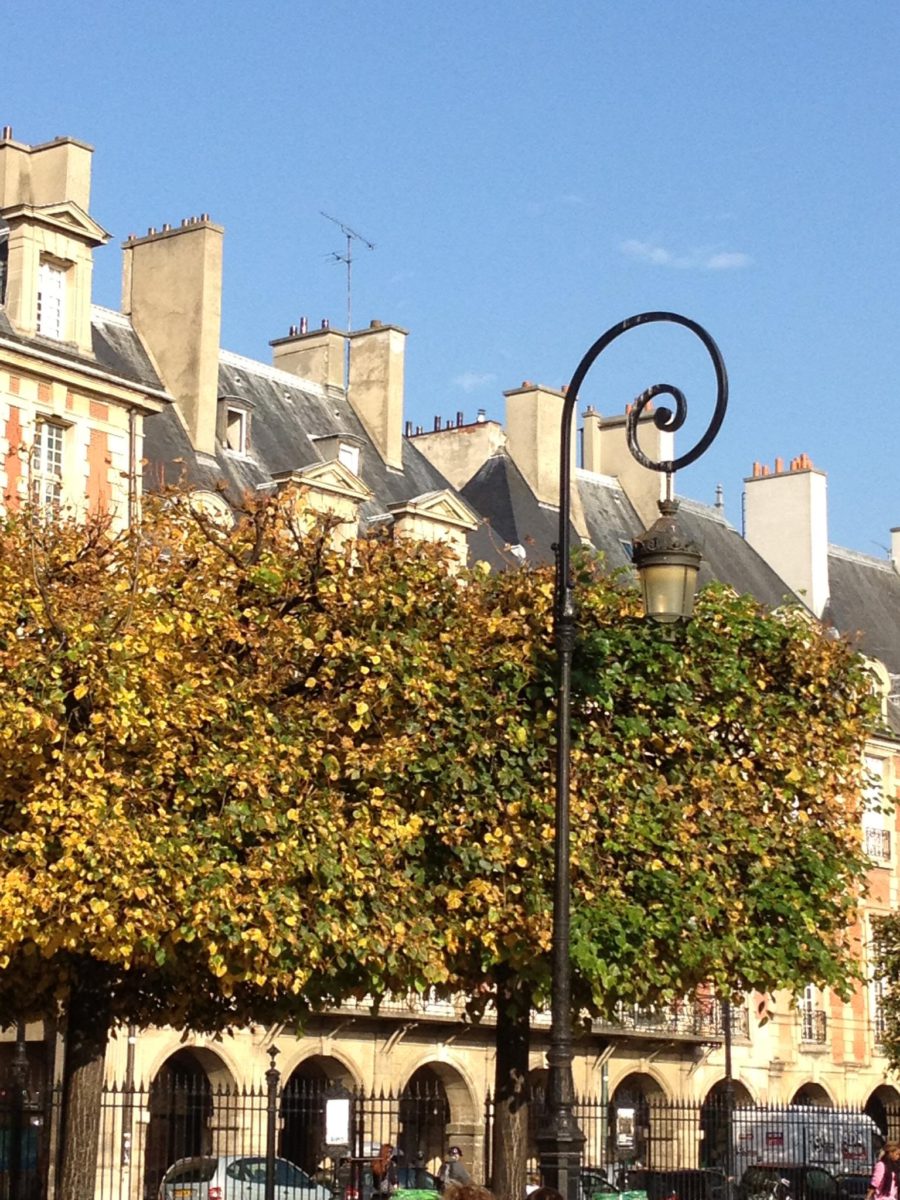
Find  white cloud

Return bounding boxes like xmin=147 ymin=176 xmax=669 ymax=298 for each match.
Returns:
xmin=453 ymin=371 xmax=496 ymax=393
xmin=705 ymin=251 xmax=752 ymax=270
xmin=621 ymin=239 xmax=751 ymax=271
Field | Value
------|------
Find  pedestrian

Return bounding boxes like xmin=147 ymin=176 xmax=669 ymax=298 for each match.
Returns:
xmin=439 ymin=1146 xmax=472 ymax=1191
xmin=868 ymin=1144 xmax=900 ymax=1200
xmin=372 ymin=1144 xmax=398 ymax=1198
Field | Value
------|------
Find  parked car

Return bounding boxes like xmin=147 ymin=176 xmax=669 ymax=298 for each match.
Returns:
xmin=158 ymin=1155 xmax=334 ymax=1200
xmin=622 ymin=1169 xmax=727 ymax=1200
xmin=737 ymin=1164 xmax=844 ymax=1200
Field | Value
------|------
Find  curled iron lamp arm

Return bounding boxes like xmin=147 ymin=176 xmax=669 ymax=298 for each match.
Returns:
xmin=539 ymin=312 xmax=728 ymax=1200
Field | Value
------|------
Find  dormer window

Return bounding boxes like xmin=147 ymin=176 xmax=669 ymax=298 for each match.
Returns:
xmin=310 ymin=432 xmax=365 ymax=476
xmin=225 ymin=406 xmax=248 ymax=454
xmin=37 ymin=259 xmax=67 ymax=339
xmin=217 ymin=395 xmax=254 ymax=457
xmin=338 ymin=441 xmax=360 ymax=474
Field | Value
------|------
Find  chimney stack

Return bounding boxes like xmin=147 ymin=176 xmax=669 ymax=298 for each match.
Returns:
xmin=581 ymin=403 xmax=672 ymax=528
xmin=744 ymin=455 xmax=829 ymax=616
xmin=271 ymin=322 xmax=348 ymax=391
xmin=348 ymin=320 xmax=407 ymax=470
xmin=122 ymin=217 xmax=224 ymax=455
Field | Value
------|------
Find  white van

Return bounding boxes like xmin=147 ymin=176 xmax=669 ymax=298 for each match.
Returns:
xmin=731 ymin=1108 xmax=882 ymax=1180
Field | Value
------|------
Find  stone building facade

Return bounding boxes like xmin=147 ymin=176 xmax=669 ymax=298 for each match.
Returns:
xmin=1 ymin=125 xmax=899 ymax=1195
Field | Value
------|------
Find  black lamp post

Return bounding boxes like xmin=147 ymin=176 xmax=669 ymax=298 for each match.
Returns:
xmin=536 ymin=313 xmax=728 ymax=1200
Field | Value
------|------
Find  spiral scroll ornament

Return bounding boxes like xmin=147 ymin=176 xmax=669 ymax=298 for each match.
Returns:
xmin=564 ymin=311 xmax=728 ymax=478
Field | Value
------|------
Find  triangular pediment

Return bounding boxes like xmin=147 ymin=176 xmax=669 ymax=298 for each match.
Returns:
xmin=276 ymin=457 xmax=373 ymax=503
xmin=388 ymin=489 xmax=478 ymax=531
xmin=2 ymin=200 xmax=110 ymax=246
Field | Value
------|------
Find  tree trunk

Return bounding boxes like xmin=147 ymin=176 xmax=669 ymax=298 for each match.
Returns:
xmin=491 ymin=970 xmax=532 ymax=1200
xmin=57 ymin=962 xmax=111 ymax=1200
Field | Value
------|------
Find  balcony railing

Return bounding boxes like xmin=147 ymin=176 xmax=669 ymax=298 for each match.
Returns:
xmin=865 ymin=826 xmax=892 ymax=863
xmin=602 ymin=998 xmax=749 ymax=1039
xmin=329 ymin=992 xmax=748 ymax=1040
xmin=800 ymin=1006 xmax=828 ymax=1044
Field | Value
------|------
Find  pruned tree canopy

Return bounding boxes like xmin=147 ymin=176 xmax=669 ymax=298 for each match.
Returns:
xmin=0 ymin=491 xmax=876 ymax=1029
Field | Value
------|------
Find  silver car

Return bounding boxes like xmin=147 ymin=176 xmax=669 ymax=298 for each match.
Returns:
xmin=158 ymin=1155 xmax=333 ymax=1200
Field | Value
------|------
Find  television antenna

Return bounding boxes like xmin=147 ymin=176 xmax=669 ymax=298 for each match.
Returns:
xmin=321 ymin=211 xmax=375 ymax=334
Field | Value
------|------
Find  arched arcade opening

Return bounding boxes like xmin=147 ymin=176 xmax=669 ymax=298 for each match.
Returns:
xmin=280 ymin=1055 xmax=358 ymax=1179
xmin=609 ymin=1072 xmax=669 ymax=1173
xmin=866 ymin=1085 xmax=900 ymax=1143
xmin=141 ymin=1046 xmax=235 ymax=1200
xmin=699 ymin=1079 xmax=755 ymax=1171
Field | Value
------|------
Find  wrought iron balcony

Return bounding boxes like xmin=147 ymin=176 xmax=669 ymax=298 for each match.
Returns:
xmin=865 ymin=826 xmax=892 ymax=863
xmin=599 ymin=998 xmax=749 ymax=1040
xmin=799 ymin=1006 xmax=828 ymax=1044
xmin=329 ymin=993 xmax=749 ymax=1043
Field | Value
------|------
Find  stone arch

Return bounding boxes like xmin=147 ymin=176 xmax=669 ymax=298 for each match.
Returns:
xmin=280 ymin=1054 xmax=361 ymax=1177
xmin=397 ymin=1060 xmax=479 ymax=1178
xmin=790 ymin=1082 xmax=834 ymax=1107
xmin=141 ymin=1046 xmax=236 ymax=1200
xmin=699 ymin=1078 xmax=756 ymax=1170
xmin=610 ymin=1072 xmax=671 ymax=1172
xmin=865 ymin=1084 xmax=900 ymax=1142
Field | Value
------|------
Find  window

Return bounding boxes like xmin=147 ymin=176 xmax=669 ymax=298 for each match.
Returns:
xmin=863 ymin=756 xmax=891 ymax=864
xmin=225 ymin=407 xmax=248 ymax=454
xmin=36 ymin=260 xmax=66 ymax=339
xmin=31 ymin=419 xmax=65 ymax=509
xmin=338 ymin=441 xmax=360 ymax=474
xmin=799 ymin=984 xmax=827 ymax=1044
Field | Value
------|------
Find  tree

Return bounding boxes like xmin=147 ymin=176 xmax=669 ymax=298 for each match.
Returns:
xmin=372 ymin=559 xmax=877 ymax=1199
xmin=0 ymin=493 xmax=489 ymax=1197
xmin=0 ymin=496 xmax=877 ymax=1199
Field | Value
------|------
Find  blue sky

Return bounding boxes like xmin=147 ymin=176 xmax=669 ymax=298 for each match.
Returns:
xmin=6 ymin=1 xmax=899 ymax=555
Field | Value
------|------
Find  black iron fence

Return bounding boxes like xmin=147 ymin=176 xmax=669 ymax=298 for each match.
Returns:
xmin=7 ymin=1074 xmax=900 ymax=1200
xmin=47 ymin=1068 xmax=456 ymax=1200
xmin=484 ymin=1093 xmax=900 ymax=1190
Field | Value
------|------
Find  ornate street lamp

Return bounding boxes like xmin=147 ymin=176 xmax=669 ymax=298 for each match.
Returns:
xmin=536 ymin=312 xmax=728 ymax=1200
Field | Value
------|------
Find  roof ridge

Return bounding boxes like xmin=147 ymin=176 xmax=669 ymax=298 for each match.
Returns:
xmin=829 ymin=543 xmax=895 ymax=571
xmin=219 ymin=348 xmax=327 ymax=396
xmin=674 ymin=496 xmax=734 ymax=529
xmin=91 ymin=303 xmax=134 ymax=327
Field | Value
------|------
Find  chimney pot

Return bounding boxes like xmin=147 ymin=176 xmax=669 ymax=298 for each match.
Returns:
xmin=321 ymin=319 xmax=330 ymax=330
xmin=370 ymin=319 xmax=382 ymax=328
xmin=775 ymin=456 xmax=784 ymax=473
xmin=405 ymin=420 xmax=413 ymax=436
xmin=299 ymin=316 xmax=308 ymax=334
xmin=476 ymin=408 xmax=486 ymax=423
xmin=1 ymin=125 xmax=12 ymax=140
xmin=434 ymin=416 xmax=442 ymax=431
xmin=147 ymin=227 xmax=156 ymax=236
xmin=456 ymin=411 xmax=463 ymax=426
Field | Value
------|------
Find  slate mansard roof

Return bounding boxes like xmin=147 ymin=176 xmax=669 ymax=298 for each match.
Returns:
xmin=141 ymin=349 xmax=502 ymax=565
xmin=461 ymin=449 xmax=793 ymax=609
xmin=0 ymin=304 xmax=166 ymax=399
